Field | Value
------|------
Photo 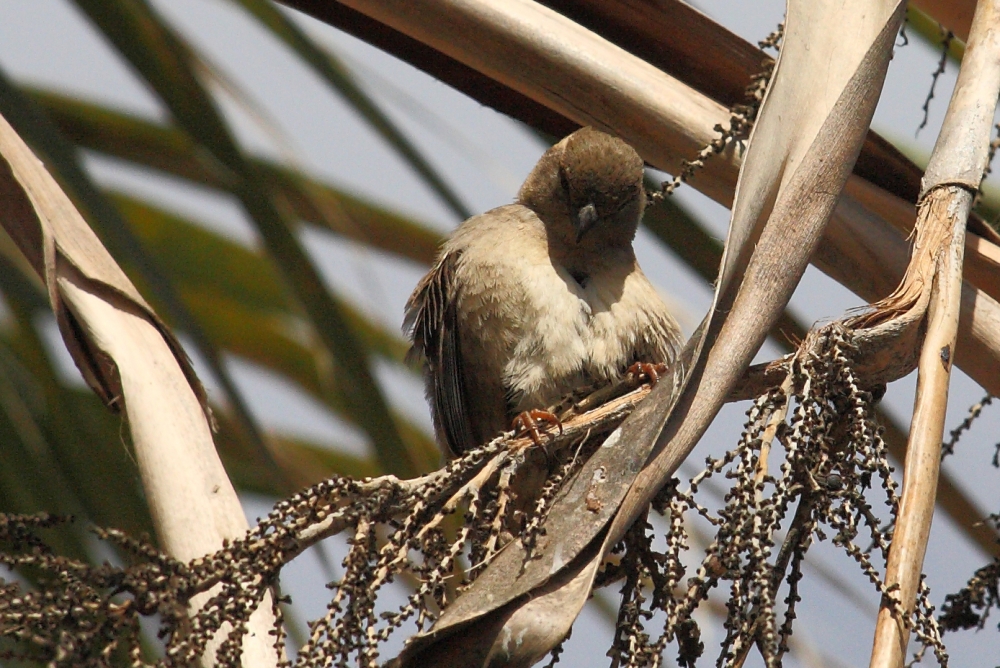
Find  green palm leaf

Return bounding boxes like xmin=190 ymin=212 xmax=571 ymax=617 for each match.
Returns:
xmin=29 ymin=88 xmax=442 ymax=265
xmin=70 ymin=0 xmax=415 ymax=476
xmin=228 ymin=0 xmax=471 ymax=220
xmin=0 ymin=63 xmax=288 ymax=491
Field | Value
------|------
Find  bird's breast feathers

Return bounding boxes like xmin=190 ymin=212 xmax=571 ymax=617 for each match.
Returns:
xmin=454 ymin=230 xmax=674 ymax=412
xmin=409 ymin=131 xmax=678 ymax=455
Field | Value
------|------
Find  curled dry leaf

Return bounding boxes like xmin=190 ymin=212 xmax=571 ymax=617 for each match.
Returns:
xmin=0 ymin=112 xmax=280 ymax=667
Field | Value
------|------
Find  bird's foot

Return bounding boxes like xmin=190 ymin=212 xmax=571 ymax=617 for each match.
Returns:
xmin=511 ymin=409 xmax=564 ymax=446
xmin=627 ymin=362 xmax=669 ymax=387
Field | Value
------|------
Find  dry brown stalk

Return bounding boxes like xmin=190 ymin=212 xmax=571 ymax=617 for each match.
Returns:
xmin=294 ymin=380 xmax=657 ymax=554
xmin=868 ymin=1 xmax=1000 ymax=665
xmin=868 ymin=187 xmax=971 ymax=667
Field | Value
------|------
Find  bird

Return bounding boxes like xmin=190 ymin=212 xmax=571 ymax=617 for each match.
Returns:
xmin=404 ymin=126 xmax=682 ymax=460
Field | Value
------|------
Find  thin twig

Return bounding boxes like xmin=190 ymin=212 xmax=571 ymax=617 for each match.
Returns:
xmin=917 ymin=28 xmax=953 ymax=135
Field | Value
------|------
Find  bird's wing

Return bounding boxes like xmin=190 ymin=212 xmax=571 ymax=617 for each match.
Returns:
xmin=404 ymin=251 xmax=477 ymax=456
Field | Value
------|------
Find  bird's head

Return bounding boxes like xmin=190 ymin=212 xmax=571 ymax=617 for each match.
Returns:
xmin=518 ymin=127 xmax=646 ymax=257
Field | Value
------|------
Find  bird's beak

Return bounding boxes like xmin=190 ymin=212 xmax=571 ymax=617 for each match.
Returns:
xmin=574 ymin=202 xmax=599 ymax=242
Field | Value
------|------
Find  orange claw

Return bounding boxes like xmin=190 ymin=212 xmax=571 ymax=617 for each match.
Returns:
xmin=627 ymin=362 xmax=668 ymax=387
xmin=512 ymin=409 xmax=564 ymax=445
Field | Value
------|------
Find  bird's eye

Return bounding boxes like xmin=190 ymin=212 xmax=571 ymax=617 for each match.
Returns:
xmin=612 ymin=184 xmax=640 ymax=212
xmin=558 ymin=166 xmax=571 ymax=195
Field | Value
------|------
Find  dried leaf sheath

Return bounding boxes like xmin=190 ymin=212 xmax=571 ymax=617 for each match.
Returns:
xmin=0 ymin=112 xmax=282 ymax=666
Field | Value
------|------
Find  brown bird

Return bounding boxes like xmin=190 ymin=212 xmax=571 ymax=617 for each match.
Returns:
xmin=405 ymin=127 xmax=682 ymax=459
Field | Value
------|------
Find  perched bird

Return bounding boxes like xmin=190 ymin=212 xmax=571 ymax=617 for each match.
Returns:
xmin=405 ymin=127 xmax=682 ymax=459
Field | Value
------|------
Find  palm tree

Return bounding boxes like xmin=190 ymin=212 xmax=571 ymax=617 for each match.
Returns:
xmin=0 ymin=0 xmax=998 ymax=666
